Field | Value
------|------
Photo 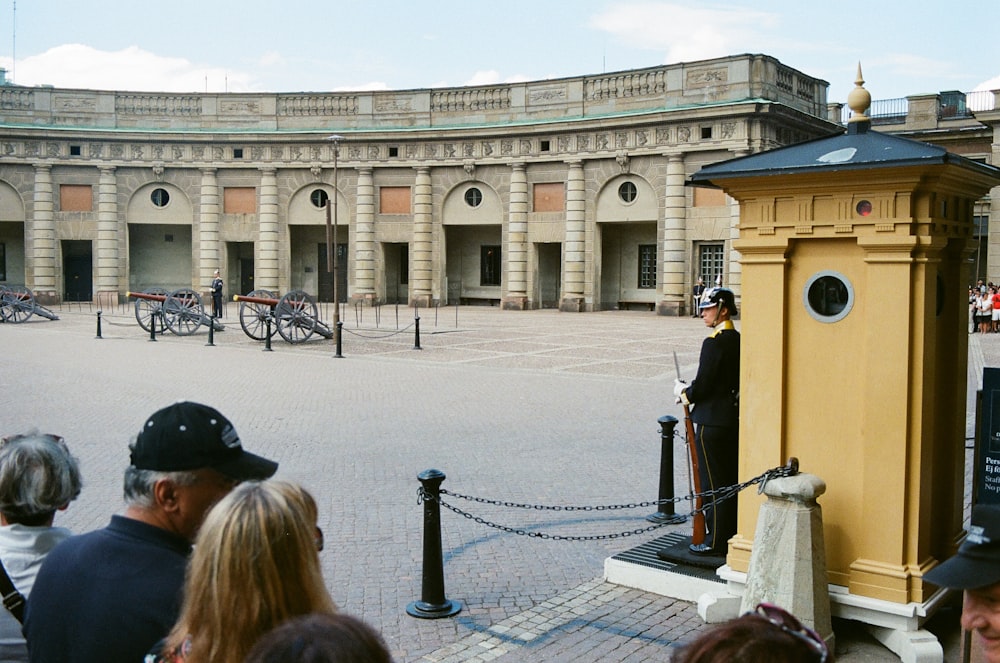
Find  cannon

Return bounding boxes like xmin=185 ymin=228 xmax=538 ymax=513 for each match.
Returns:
xmin=0 ymin=285 xmax=60 ymax=323
xmin=126 ymin=288 xmax=224 ymax=336
xmin=233 ymin=290 xmax=333 ymax=344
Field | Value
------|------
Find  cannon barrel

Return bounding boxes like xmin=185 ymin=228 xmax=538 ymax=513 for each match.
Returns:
xmin=126 ymin=290 xmax=168 ymax=303
xmin=233 ymin=293 xmax=279 ymax=307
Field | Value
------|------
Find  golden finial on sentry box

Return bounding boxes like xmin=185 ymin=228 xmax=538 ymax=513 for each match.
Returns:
xmin=847 ymin=62 xmax=872 ymax=124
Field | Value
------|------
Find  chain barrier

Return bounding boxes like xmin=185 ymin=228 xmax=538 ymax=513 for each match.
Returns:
xmin=418 ymin=461 xmax=798 ymax=542
xmin=340 ymin=322 xmax=415 ymax=340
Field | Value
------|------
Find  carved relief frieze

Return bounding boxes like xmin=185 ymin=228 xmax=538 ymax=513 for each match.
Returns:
xmin=172 ymin=146 xmax=184 ymax=160
xmin=25 ymin=142 xmax=39 ymax=157
xmin=271 ymin=146 xmax=283 ymax=160
xmin=615 ymin=132 xmax=628 ymax=149
xmin=527 ymin=85 xmax=568 ymax=104
xmin=519 ymin=139 xmax=531 ymax=155
xmin=310 ymin=146 xmax=323 ymax=160
xmin=577 ymin=134 xmax=589 ymax=150
xmin=192 ymin=146 xmax=205 ymax=159
xmin=721 ymin=123 xmax=736 ymax=139
xmin=290 ymin=146 xmax=303 ymax=160
xmin=374 ymin=96 xmax=413 ymax=113
xmin=152 ymin=145 xmax=164 ymax=159
xmin=677 ymin=127 xmax=691 ymax=142
xmin=54 ymin=96 xmax=97 ymax=112
xmin=131 ymin=145 xmax=144 ymax=160
xmin=655 ymin=128 xmax=670 ymax=144
xmin=109 ymin=144 xmax=124 ymax=159
xmin=481 ymin=142 xmax=494 ymax=156
xmin=558 ymin=136 xmax=571 ymax=151
xmin=2 ymin=143 xmax=14 ymax=156
xmin=250 ymin=146 xmax=264 ymax=160
xmin=368 ymin=145 xmax=380 ymax=159
xmin=444 ymin=144 xmax=456 ymax=158
xmin=424 ymin=144 xmax=437 ymax=158
xmin=349 ymin=146 xmax=363 ymax=160
xmin=463 ymin=143 xmax=474 ymax=158
xmin=685 ymin=68 xmax=728 ymax=88
xmin=46 ymin=143 xmax=60 ymax=158
xmin=212 ymin=146 xmax=225 ymax=160
xmin=595 ymin=134 xmax=609 ymax=150
xmin=89 ymin=144 xmax=102 ymax=158
xmin=405 ymin=144 xmax=419 ymax=159
xmin=500 ymin=140 xmax=513 ymax=156
xmin=636 ymin=131 xmax=648 ymax=146
xmin=220 ymin=99 xmax=261 ymax=114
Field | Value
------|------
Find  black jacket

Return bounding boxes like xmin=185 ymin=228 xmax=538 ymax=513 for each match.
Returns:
xmin=685 ymin=322 xmax=740 ymax=428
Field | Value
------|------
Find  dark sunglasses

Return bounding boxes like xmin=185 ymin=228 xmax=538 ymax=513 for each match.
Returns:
xmin=754 ymin=602 xmax=829 ymax=663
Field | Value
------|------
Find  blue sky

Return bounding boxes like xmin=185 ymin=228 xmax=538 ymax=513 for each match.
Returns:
xmin=1 ymin=0 xmax=997 ymax=105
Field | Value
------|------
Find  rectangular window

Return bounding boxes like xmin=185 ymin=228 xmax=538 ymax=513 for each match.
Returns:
xmin=224 ymin=187 xmax=257 ymax=214
xmin=698 ymin=243 xmax=725 ymax=287
xmin=533 ymin=182 xmax=565 ymax=212
xmin=638 ymin=245 xmax=657 ymax=289
xmin=481 ymin=245 xmax=501 ymax=286
xmin=59 ymin=185 xmax=93 ymax=212
xmin=379 ymin=187 xmax=411 ymax=214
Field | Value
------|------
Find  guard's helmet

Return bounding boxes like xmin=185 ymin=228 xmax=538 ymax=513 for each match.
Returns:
xmin=699 ymin=287 xmax=737 ymax=315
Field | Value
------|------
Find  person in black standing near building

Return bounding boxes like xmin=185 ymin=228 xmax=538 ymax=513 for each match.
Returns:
xmin=691 ymin=277 xmax=706 ymax=317
xmin=673 ymin=287 xmax=740 ymax=556
xmin=211 ymin=269 xmax=224 ymax=318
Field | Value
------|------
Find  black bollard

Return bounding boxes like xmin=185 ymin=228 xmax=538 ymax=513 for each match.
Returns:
xmin=149 ymin=311 xmax=158 ymax=342
xmin=413 ymin=315 xmax=422 ymax=350
xmin=263 ymin=318 xmax=273 ymax=352
xmin=646 ymin=415 xmax=680 ymax=523
xmin=406 ymin=469 xmax=461 ymax=619
xmin=334 ymin=321 xmax=344 ymax=359
xmin=206 ymin=315 xmax=215 ymax=347
xmin=95 ymin=310 xmax=103 ymax=339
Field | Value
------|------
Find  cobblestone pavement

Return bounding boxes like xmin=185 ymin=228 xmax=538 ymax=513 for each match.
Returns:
xmin=0 ymin=302 xmax=978 ymax=661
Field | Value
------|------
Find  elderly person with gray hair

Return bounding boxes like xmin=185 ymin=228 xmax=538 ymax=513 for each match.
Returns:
xmin=0 ymin=431 xmax=82 ymax=662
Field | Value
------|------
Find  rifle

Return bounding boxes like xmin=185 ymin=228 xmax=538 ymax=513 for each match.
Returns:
xmin=674 ymin=351 xmax=706 ymax=546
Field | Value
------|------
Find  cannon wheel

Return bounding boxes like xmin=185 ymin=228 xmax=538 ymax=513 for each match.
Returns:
xmin=275 ymin=290 xmax=318 ymax=344
xmin=0 ymin=285 xmax=35 ymax=323
xmin=134 ymin=287 xmax=168 ymax=333
xmin=238 ymin=289 xmax=279 ymax=341
xmin=163 ymin=288 xmax=205 ymax=336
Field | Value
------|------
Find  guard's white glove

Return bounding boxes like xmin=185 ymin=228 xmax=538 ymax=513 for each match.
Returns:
xmin=673 ymin=379 xmax=687 ymax=403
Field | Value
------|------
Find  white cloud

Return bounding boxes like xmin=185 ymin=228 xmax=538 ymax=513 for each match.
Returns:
xmin=464 ymin=70 xmax=532 ymax=87
xmin=4 ymin=44 xmax=256 ymax=93
xmin=257 ymin=51 xmax=285 ymax=68
xmin=589 ymin=2 xmax=778 ymax=63
xmin=975 ymin=76 xmax=1000 ymax=93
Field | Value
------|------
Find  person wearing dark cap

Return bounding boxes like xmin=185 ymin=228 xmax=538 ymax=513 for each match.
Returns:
xmin=925 ymin=505 xmax=1000 ymax=662
xmin=672 ymin=287 xmax=740 ymax=556
xmin=23 ymin=401 xmax=277 ymax=663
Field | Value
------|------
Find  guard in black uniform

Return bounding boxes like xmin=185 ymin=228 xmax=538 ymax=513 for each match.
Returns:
xmin=673 ymin=287 xmax=740 ymax=555
xmin=211 ymin=269 xmax=224 ymax=318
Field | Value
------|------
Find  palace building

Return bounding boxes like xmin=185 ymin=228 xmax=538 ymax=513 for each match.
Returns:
xmin=0 ymin=54 xmax=995 ymax=314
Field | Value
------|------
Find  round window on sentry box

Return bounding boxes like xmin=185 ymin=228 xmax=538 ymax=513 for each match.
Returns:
xmin=803 ymin=271 xmax=854 ymax=323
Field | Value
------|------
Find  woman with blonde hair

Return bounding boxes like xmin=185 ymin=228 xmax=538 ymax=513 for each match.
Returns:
xmin=148 ymin=481 xmax=336 ymax=663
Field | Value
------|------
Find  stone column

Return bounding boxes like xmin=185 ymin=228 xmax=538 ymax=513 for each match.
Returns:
xmin=353 ymin=167 xmax=376 ymax=302
xmin=199 ymin=168 xmax=220 ymax=295
xmin=503 ymin=162 xmax=528 ymax=310
xmin=258 ymin=167 xmax=279 ymax=292
xmin=95 ymin=166 xmax=119 ymax=303
xmin=412 ymin=167 xmax=433 ymax=307
xmin=31 ymin=164 xmax=56 ymax=302
xmin=659 ymin=154 xmax=686 ymax=316
xmin=560 ymin=160 xmax=585 ymax=312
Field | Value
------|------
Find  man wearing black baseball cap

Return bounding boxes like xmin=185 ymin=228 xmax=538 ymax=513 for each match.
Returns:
xmin=925 ymin=505 xmax=1000 ymax=662
xmin=24 ymin=401 xmax=277 ymax=663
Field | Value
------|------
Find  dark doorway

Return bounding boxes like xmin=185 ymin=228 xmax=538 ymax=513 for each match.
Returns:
xmin=384 ymin=242 xmax=408 ymax=304
xmin=537 ymin=243 xmax=561 ymax=309
xmin=62 ymin=240 xmax=92 ymax=302
xmin=239 ymin=258 xmax=255 ymax=295
xmin=317 ymin=243 xmax=347 ymax=303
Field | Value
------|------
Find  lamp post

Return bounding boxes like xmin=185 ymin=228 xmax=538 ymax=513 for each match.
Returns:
xmin=326 ymin=134 xmax=343 ymax=328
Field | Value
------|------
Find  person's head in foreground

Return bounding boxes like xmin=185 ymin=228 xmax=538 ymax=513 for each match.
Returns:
xmin=244 ymin=612 xmax=393 ymax=663
xmin=925 ymin=504 xmax=1000 ymax=662
xmin=0 ymin=431 xmax=82 ymax=526
xmin=160 ymin=480 xmax=336 ymax=663
xmin=673 ymin=602 xmax=830 ymax=663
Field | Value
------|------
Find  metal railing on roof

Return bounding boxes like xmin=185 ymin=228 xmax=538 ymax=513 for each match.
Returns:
xmin=840 ymin=90 xmax=996 ymax=124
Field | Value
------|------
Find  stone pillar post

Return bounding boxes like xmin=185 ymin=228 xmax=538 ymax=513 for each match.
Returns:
xmin=412 ymin=167 xmax=433 ymax=307
xmin=560 ymin=160 xmax=585 ymax=312
xmin=258 ymin=167 xmax=279 ymax=292
xmin=95 ymin=166 xmax=119 ymax=303
xmin=199 ymin=168 xmax=220 ymax=295
xmin=353 ymin=167 xmax=376 ymax=302
xmin=659 ymin=154 xmax=686 ymax=316
xmin=725 ymin=150 xmax=748 ymax=299
xmin=738 ymin=472 xmax=833 ymax=649
xmin=503 ymin=162 xmax=528 ymax=310
xmin=31 ymin=164 xmax=56 ymax=302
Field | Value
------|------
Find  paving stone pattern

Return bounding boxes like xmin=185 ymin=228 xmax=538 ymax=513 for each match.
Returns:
xmin=0 ymin=303 xmax=979 ymax=661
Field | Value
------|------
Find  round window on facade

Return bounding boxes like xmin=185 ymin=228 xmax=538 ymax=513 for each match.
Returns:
xmin=804 ymin=271 xmax=855 ymax=323
xmin=310 ymin=189 xmax=329 ymax=208
xmin=150 ymin=188 xmax=170 ymax=208
xmin=856 ymin=200 xmax=873 ymax=217
xmin=618 ymin=181 xmax=637 ymax=204
xmin=464 ymin=187 xmax=483 ymax=208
